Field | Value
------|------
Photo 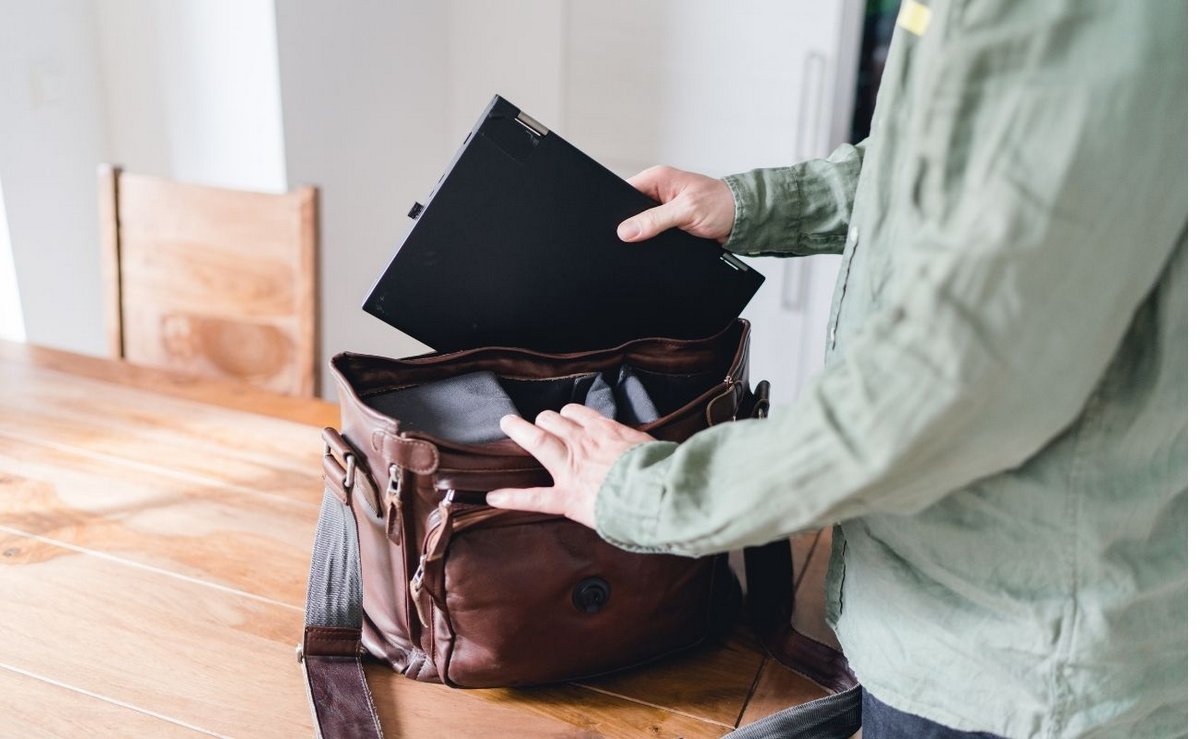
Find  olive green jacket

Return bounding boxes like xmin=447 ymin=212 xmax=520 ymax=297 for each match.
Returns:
xmin=595 ymin=2 xmax=1186 ymax=736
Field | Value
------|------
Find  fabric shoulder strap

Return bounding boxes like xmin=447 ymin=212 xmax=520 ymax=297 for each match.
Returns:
xmin=300 ymin=483 xmax=384 ymax=739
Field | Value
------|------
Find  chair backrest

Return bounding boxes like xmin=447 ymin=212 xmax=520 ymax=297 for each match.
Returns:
xmin=99 ymin=165 xmax=318 ymax=396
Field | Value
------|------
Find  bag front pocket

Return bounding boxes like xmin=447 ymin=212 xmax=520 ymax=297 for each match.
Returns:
xmin=416 ymin=498 xmax=732 ymax=688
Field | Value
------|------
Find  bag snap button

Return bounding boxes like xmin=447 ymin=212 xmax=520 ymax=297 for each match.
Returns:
xmin=572 ymin=577 xmax=611 ymax=614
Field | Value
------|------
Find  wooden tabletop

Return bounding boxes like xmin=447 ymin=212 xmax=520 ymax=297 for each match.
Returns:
xmin=0 ymin=340 xmax=836 ymax=738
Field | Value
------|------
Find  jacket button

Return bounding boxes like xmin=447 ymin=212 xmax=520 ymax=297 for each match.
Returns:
xmin=572 ymin=577 xmax=611 ymax=614
xmin=847 ymin=225 xmax=859 ymax=246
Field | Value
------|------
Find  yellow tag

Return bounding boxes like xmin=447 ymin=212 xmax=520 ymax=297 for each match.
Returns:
xmin=897 ymin=0 xmax=931 ymax=36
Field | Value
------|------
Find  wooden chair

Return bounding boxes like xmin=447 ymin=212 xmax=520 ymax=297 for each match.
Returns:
xmin=98 ymin=165 xmax=318 ymax=397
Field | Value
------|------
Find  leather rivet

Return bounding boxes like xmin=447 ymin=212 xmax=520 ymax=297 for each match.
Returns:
xmin=572 ymin=577 xmax=611 ymax=614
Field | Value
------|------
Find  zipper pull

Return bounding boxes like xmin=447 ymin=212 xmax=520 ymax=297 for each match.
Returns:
xmin=410 ymin=488 xmax=456 ymax=616
xmin=385 ymin=464 xmax=404 ymax=545
xmin=409 ymin=554 xmax=427 ymax=602
xmin=426 ymin=489 xmax=456 ymax=562
xmin=409 ymin=553 xmax=429 ymax=628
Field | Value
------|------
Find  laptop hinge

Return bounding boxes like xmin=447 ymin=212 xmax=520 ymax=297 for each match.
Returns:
xmin=515 ymin=111 xmax=548 ymax=138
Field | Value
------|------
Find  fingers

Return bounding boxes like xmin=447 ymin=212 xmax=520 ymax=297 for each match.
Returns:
xmin=534 ymin=409 xmax=581 ymax=438
xmin=499 ymin=414 xmax=566 ymax=471
xmin=618 ymin=199 xmax=688 ymax=242
xmin=621 ymin=166 xmax=684 ymax=242
xmin=626 ymin=165 xmax=674 ymax=201
xmin=558 ymin=403 xmax=608 ymax=428
xmin=486 ymin=487 xmax=564 ymax=515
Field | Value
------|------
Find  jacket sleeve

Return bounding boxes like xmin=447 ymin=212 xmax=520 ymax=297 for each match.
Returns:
xmin=594 ymin=4 xmax=1185 ymax=556
xmin=721 ymin=140 xmax=867 ymax=258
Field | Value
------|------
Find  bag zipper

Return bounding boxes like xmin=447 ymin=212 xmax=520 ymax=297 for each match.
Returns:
xmin=409 ymin=488 xmax=558 ymax=623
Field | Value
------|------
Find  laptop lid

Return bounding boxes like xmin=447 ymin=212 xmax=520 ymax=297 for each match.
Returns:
xmin=363 ymin=95 xmax=763 ymax=354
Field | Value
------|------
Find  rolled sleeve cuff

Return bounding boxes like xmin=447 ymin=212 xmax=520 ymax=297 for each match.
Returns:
xmin=594 ymin=440 xmax=678 ymax=554
xmin=723 ymin=145 xmax=864 ymax=257
xmin=722 ymin=169 xmax=802 ymax=256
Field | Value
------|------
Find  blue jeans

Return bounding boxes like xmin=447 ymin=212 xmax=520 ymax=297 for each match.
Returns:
xmin=863 ymin=689 xmax=1002 ymax=738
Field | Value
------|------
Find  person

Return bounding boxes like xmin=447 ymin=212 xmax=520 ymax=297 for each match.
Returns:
xmin=488 ymin=1 xmax=1186 ymax=736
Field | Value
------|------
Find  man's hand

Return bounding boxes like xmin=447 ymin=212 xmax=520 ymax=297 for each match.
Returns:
xmin=486 ymin=404 xmax=654 ymax=530
xmin=617 ymin=166 xmax=736 ymax=244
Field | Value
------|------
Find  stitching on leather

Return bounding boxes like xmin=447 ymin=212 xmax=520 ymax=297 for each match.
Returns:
xmin=705 ymin=385 xmax=735 ymax=427
xmin=308 ymin=626 xmax=358 ymax=637
xmin=399 ymin=439 xmax=439 ymax=474
xmin=353 ymin=656 xmax=385 ymax=736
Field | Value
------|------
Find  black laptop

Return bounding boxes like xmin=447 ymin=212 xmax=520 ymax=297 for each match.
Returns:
xmin=364 ymin=95 xmax=763 ymax=354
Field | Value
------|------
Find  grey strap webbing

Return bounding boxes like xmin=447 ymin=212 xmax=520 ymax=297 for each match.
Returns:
xmin=728 ymin=687 xmax=863 ymax=739
xmin=300 ymin=486 xmax=384 ymax=739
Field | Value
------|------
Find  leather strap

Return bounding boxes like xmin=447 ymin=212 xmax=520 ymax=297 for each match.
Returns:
xmin=300 ymin=484 xmax=384 ymax=739
xmin=732 ymin=382 xmax=861 ymax=736
xmin=736 ymin=541 xmax=861 ymax=736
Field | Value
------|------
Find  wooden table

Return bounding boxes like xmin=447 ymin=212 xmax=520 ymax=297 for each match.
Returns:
xmin=0 ymin=340 xmax=837 ymax=737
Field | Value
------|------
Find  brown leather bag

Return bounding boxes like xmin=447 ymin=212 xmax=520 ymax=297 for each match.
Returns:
xmin=300 ymin=320 xmax=859 ymax=738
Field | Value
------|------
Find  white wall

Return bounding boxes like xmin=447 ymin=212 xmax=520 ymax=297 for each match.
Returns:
xmin=95 ymin=0 xmax=288 ymax=192
xmin=0 ymin=177 xmax=24 ymax=342
xmin=274 ymin=1 xmax=454 ymax=396
xmin=444 ymin=0 xmax=566 ymax=150
xmin=0 ymin=0 xmax=110 ymax=354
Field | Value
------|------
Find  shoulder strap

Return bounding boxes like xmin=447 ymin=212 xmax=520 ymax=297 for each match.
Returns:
xmin=730 ymin=381 xmax=861 ymax=737
xmin=299 ymin=475 xmax=384 ymax=739
xmin=733 ymin=537 xmax=861 ymax=738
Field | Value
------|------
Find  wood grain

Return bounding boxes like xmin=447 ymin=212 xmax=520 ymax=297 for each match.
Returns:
xmin=791 ymin=528 xmax=839 ymax=649
xmin=576 ymin=626 xmax=765 ymax=728
xmin=0 ymin=346 xmax=837 ymax=736
xmin=0 ymin=368 xmax=321 ymax=507
xmin=0 ymin=666 xmax=205 ymax=738
xmin=737 ymin=658 xmax=830 ymax=728
xmin=0 ymin=530 xmax=729 ymax=739
xmin=101 ymin=168 xmax=318 ymax=396
xmin=0 ymin=442 xmax=315 ymax=606
xmin=461 ymin=680 xmax=730 ymax=738
xmin=0 ymin=530 xmax=314 ymax=738
xmin=737 ymin=531 xmax=837 ymax=727
xmin=0 ymin=339 xmax=338 ymax=427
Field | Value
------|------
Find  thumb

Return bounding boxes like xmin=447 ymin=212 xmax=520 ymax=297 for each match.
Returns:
xmin=617 ymin=200 xmax=687 ymax=243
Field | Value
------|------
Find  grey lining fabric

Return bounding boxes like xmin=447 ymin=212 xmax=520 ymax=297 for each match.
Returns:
xmin=365 ymin=365 xmax=661 ymax=444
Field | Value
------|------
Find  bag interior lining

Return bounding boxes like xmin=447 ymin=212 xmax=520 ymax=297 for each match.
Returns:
xmin=363 ymin=365 xmax=723 ymax=444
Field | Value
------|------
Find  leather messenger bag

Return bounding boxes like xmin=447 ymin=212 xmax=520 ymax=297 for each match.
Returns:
xmin=299 ymin=320 xmax=861 ymax=738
